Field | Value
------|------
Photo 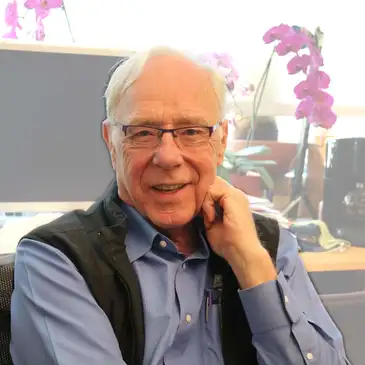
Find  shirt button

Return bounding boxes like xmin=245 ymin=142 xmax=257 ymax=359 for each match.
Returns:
xmin=159 ymin=240 xmax=167 ymax=248
xmin=306 ymin=353 xmax=313 ymax=360
xmin=185 ymin=314 xmax=192 ymax=323
xmin=284 ymin=295 xmax=289 ymax=304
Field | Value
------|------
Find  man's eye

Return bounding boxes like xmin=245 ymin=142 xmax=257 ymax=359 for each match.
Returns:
xmin=134 ymin=130 xmax=154 ymax=137
xmin=182 ymin=128 xmax=201 ymax=136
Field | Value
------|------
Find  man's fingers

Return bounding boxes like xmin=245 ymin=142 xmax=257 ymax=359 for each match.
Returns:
xmin=207 ymin=177 xmax=231 ymax=201
xmin=201 ymin=194 xmax=216 ymax=227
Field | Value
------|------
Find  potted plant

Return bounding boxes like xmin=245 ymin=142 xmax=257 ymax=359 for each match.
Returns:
xmin=217 ymin=145 xmax=276 ymax=198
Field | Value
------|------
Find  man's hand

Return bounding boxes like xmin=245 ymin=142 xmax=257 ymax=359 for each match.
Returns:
xmin=201 ymin=177 xmax=277 ymax=289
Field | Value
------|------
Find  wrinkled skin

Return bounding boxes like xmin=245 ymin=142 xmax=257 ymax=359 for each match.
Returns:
xmin=103 ymin=53 xmax=227 ymax=231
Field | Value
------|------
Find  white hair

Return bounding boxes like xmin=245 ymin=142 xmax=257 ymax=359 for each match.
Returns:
xmin=104 ymin=46 xmax=228 ymax=124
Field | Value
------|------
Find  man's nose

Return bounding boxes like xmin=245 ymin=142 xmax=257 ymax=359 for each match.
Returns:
xmin=152 ymin=132 xmax=183 ymax=169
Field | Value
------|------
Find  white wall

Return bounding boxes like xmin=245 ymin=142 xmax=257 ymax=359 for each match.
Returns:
xmin=59 ymin=0 xmax=365 ymax=109
xmin=0 ymin=0 xmax=364 ymax=139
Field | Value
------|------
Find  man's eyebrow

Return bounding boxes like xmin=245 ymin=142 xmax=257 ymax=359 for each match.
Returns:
xmin=174 ymin=117 xmax=209 ymax=125
xmin=129 ymin=117 xmax=209 ymax=126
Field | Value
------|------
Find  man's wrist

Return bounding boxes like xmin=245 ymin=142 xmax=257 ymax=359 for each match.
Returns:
xmin=226 ymin=243 xmax=277 ymax=289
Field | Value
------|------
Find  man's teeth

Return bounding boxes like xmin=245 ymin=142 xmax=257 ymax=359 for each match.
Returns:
xmin=154 ymin=184 xmax=185 ymax=191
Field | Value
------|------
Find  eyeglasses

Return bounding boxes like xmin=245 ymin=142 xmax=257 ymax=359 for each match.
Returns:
xmin=108 ymin=121 xmax=222 ymax=149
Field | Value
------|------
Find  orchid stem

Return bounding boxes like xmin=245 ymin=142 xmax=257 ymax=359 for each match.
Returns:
xmin=247 ymin=47 xmax=276 ymax=146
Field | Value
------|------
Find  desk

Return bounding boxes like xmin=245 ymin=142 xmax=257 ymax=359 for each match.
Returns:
xmin=301 ymin=247 xmax=365 ymax=272
xmin=301 ymin=247 xmax=365 ymax=296
xmin=1 ymin=201 xmax=365 ymax=273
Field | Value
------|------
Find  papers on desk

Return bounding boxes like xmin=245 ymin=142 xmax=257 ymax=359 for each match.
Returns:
xmin=0 ymin=196 xmax=290 ymax=254
xmin=0 ymin=213 xmax=63 ymax=254
xmin=248 ymin=195 xmax=290 ymax=228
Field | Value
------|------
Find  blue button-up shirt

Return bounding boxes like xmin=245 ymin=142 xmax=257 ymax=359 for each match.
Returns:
xmin=11 ymin=204 xmax=350 ymax=365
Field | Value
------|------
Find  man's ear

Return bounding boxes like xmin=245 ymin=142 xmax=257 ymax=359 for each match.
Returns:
xmin=217 ymin=120 xmax=228 ymax=166
xmin=102 ymin=120 xmax=117 ymax=170
xmin=102 ymin=120 xmax=112 ymax=147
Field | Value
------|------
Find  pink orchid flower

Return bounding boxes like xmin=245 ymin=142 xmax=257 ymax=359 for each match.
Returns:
xmin=24 ymin=0 xmax=63 ymax=9
xmin=35 ymin=6 xmax=50 ymax=18
xmin=294 ymin=80 xmax=315 ymax=100
xmin=294 ymin=70 xmax=331 ymax=100
xmin=287 ymin=54 xmax=311 ymax=74
xmin=3 ymin=1 xmax=22 ymax=39
xmin=263 ymin=24 xmax=293 ymax=44
xmin=295 ymin=90 xmax=334 ymax=118
xmin=199 ymin=52 xmax=240 ymax=92
xmin=275 ymin=33 xmax=310 ymax=56
xmin=240 ymin=83 xmax=255 ymax=96
xmin=212 ymin=52 xmax=234 ymax=69
xmin=307 ymin=69 xmax=330 ymax=89
xmin=264 ymin=24 xmax=336 ymax=129
xmin=295 ymin=89 xmax=335 ymax=129
xmin=295 ymin=96 xmax=336 ymax=129
xmin=307 ymin=104 xmax=337 ymax=129
xmin=35 ymin=16 xmax=45 ymax=40
xmin=312 ymin=89 xmax=334 ymax=107
xmin=3 ymin=27 xmax=17 ymax=39
xmin=4 ymin=1 xmax=21 ymax=28
xmin=295 ymin=97 xmax=315 ymax=119
xmin=213 ymin=52 xmax=240 ymax=85
xmin=24 ymin=0 xmax=60 ymax=41
xmin=308 ymin=44 xmax=324 ymax=67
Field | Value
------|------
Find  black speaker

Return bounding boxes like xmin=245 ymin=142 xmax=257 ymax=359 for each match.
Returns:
xmin=322 ymin=137 xmax=365 ymax=246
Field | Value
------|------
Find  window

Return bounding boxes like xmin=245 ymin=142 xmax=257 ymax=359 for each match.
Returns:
xmin=1 ymin=0 xmax=363 ymax=111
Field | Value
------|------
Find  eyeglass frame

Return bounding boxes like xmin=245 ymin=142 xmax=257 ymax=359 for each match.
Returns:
xmin=106 ymin=120 xmax=223 ymax=148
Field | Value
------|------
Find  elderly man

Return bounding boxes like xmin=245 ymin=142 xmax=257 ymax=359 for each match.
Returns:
xmin=11 ymin=47 xmax=349 ymax=365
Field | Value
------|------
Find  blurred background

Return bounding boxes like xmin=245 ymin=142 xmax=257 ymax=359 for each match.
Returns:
xmin=0 ymin=1 xmax=365 ymax=363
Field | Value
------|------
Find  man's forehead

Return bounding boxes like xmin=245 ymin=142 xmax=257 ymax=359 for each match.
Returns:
xmin=116 ymin=54 xmax=221 ymax=124
xmin=140 ymin=54 xmax=210 ymax=79
xmin=125 ymin=113 xmax=212 ymax=126
xmin=133 ymin=55 xmax=215 ymax=95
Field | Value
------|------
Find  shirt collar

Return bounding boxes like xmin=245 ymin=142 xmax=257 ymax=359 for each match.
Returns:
xmin=121 ymin=202 xmax=159 ymax=262
xmin=122 ymin=202 xmax=210 ymax=262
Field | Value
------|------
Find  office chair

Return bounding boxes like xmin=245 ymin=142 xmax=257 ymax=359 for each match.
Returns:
xmin=321 ymin=290 xmax=365 ymax=365
xmin=0 ymin=254 xmax=14 ymax=365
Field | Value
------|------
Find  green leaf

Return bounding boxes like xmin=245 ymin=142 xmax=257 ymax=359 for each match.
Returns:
xmin=246 ymin=160 xmax=276 ymax=166
xmin=220 ymin=146 xmax=275 ymax=195
xmin=315 ymin=26 xmax=324 ymax=49
xmin=223 ymin=150 xmax=236 ymax=160
xmin=253 ymin=167 xmax=274 ymax=190
xmin=234 ymin=145 xmax=271 ymax=157
xmin=234 ymin=157 xmax=249 ymax=166
xmin=237 ymin=165 xmax=255 ymax=174
xmin=234 ymin=158 xmax=276 ymax=169
xmin=222 ymin=159 xmax=234 ymax=170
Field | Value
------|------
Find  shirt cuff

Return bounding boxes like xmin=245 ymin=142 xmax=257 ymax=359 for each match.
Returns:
xmin=238 ymin=271 xmax=303 ymax=334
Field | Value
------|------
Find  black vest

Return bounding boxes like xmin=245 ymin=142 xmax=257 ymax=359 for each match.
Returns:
xmin=25 ymin=183 xmax=280 ymax=365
